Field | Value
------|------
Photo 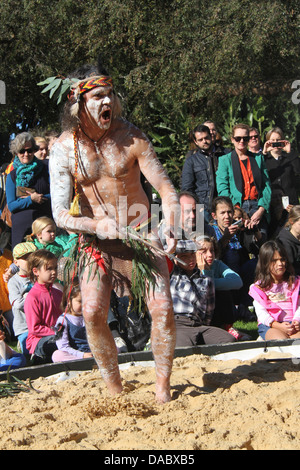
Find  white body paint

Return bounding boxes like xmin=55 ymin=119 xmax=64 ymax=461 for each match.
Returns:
xmin=49 ymin=89 xmax=179 ymax=403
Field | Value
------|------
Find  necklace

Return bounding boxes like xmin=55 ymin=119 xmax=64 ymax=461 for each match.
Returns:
xmin=69 ymin=125 xmax=108 ymax=216
xmin=68 ymin=128 xmax=81 ymax=216
xmin=79 ymin=124 xmax=108 ymax=144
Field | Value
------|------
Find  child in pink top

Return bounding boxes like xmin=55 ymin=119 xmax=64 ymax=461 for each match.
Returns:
xmin=249 ymin=240 xmax=300 ymax=340
xmin=24 ymin=249 xmax=62 ymax=362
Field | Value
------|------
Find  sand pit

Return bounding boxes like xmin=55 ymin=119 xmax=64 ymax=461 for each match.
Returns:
xmin=0 ymin=352 xmax=299 ymax=450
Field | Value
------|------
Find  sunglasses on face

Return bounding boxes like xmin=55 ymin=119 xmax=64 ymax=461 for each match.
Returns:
xmin=19 ymin=147 xmax=34 ymax=154
xmin=249 ymin=135 xmax=259 ymax=139
xmin=233 ymin=136 xmax=250 ymax=143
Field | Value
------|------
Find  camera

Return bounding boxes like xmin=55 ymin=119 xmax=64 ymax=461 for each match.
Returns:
xmin=232 ymin=218 xmax=243 ymax=228
xmin=271 ymin=142 xmax=284 ymax=148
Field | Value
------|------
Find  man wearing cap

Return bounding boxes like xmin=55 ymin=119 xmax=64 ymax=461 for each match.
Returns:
xmin=49 ymin=62 xmax=179 ymax=403
xmin=170 ymin=239 xmax=236 ymax=347
xmin=7 ymin=242 xmax=37 ymax=354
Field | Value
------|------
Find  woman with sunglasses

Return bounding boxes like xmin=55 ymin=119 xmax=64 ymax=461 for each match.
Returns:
xmin=248 ymin=127 xmax=262 ymax=154
xmin=6 ymin=132 xmax=52 ymax=248
xmin=216 ymin=124 xmax=271 ymax=240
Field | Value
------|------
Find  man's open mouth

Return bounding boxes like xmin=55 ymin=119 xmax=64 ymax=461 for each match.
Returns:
xmin=100 ymin=107 xmax=112 ymax=124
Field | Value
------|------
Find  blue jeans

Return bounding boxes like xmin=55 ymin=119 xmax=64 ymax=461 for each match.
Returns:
xmin=34 ymin=335 xmax=57 ymax=362
xmin=18 ymin=332 xmax=29 ymax=355
xmin=0 ymin=353 xmax=27 ymax=371
xmin=258 ymin=323 xmax=270 ymax=340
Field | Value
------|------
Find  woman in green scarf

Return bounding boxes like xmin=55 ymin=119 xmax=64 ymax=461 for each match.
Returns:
xmin=6 ymin=132 xmax=52 ymax=248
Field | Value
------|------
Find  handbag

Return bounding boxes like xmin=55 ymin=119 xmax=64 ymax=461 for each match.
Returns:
xmin=0 ymin=172 xmax=12 ymax=228
xmin=0 ymin=203 xmax=12 ymax=228
xmin=0 ymin=172 xmax=6 ymax=209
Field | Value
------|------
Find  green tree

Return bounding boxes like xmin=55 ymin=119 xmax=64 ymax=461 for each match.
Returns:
xmin=0 ymin=0 xmax=299 ymax=171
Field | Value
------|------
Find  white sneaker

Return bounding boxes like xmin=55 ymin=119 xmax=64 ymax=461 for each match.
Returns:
xmin=114 ymin=337 xmax=128 ymax=353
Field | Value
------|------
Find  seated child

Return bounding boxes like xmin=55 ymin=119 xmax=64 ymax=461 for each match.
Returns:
xmin=249 ymin=240 xmax=300 ymax=340
xmin=3 ymin=217 xmax=78 ymax=283
xmin=169 ymin=239 xmax=235 ymax=347
xmin=194 ymin=235 xmax=240 ymax=315
xmin=194 ymin=234 xmax=252 ymax=340
xmin=7 ymin=242 xmax=37 ymax=354
xmin=24 ymin=249 xmax=62 ymax=362
xmin=27 ymin=216 xmax=78 ymax=285
xmin=52 ymin=277 xmax=93 ymax=362
xmin=194 ymin=235 xmax=243 ymax=291
xmin=0 ymin=327 xmax=26 ymax=372
xmin=26 ymin=216 xmax=66 ymax=257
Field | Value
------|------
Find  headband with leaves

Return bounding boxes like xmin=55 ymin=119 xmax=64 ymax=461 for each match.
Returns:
xmin=37 ymin=75 xmax=113 ymax=105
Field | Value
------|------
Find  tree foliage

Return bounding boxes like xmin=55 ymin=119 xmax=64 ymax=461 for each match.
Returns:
xmin=0 ymin=0 xmax=299 ymax=172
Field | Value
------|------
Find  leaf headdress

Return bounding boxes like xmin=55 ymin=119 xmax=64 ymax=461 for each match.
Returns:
xmin=37 ymin=76 xmax=79 ymax=105
xmin=37 ymin=75 xmax=113 ymax=106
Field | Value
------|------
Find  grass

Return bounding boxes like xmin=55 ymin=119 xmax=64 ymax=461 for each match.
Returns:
xmin=7 ymin=341 xmax=19 ymax=353
xmin=233 ymin=321 xmax=259 ymax=340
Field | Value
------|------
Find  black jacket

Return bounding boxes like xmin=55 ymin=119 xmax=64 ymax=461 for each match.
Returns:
xmin=277 ymin=227 xmax=300 ymax=275
xmin=181 ymin=149 xmax=216 ymax=211
xmin=264 ymin=151 xmax=300 ymax=205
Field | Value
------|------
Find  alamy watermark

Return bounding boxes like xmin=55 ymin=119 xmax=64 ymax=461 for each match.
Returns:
xmin=1 ymin=78 xmax=299 ymax=106
xmin=0 ymin=81 xmax=6 ymax=104
xmin=92 ymin=199 xmax=205 ymax=240
xmin=291 ymin=80 xmax=300 ymax=105
xmin=291 ymin=338 xmax=300 ymax=365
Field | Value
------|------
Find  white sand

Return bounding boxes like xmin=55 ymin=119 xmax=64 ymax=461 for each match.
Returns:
xmin=0 ymin=353 xmax=299 ymax=450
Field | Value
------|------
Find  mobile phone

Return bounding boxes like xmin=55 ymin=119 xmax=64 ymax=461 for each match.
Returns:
xmin=271 ymin=142 xmax=284 ymax=148
xmin=282 ymin=196 xmax=289 ymax=209
xmin=232 ymin=218 xmax=243 ymax=227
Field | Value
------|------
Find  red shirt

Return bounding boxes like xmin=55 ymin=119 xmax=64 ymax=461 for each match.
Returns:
xmin=24 ymin=282 xmax=62 ymax=354
xmin=239 ymin=157 xmax=258 ymax=201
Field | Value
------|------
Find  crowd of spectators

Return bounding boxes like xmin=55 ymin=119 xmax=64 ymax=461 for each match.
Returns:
xmin=0 ymin=121 xmax=300 ymax=371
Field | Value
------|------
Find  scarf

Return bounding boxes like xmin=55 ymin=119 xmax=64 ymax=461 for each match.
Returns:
xmin=14 ymin=156 xmax=44 ymax=187
xmin=34 ymin=239 xmax=64 ymax=258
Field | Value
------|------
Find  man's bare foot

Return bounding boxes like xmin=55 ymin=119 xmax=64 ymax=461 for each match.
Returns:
xmin=155 ymin=383 xmax=172 ymax=404
xmin=104 ymin=371 xmax=123 ymax=396
xmin=107 ymin=381 xmax=123 ymax=396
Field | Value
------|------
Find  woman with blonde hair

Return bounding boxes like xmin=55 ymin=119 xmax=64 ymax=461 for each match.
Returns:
xmin=34 ymin=137 xmax=49 ymax=160
xmin=216 ymin=123 xmax=271 ymax=239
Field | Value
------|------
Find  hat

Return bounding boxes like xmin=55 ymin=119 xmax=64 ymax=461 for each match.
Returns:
xmin=13 ymin=242 xmax=37 ymax=259
xmin=175 ymin=239 xmax=197 ymax=254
